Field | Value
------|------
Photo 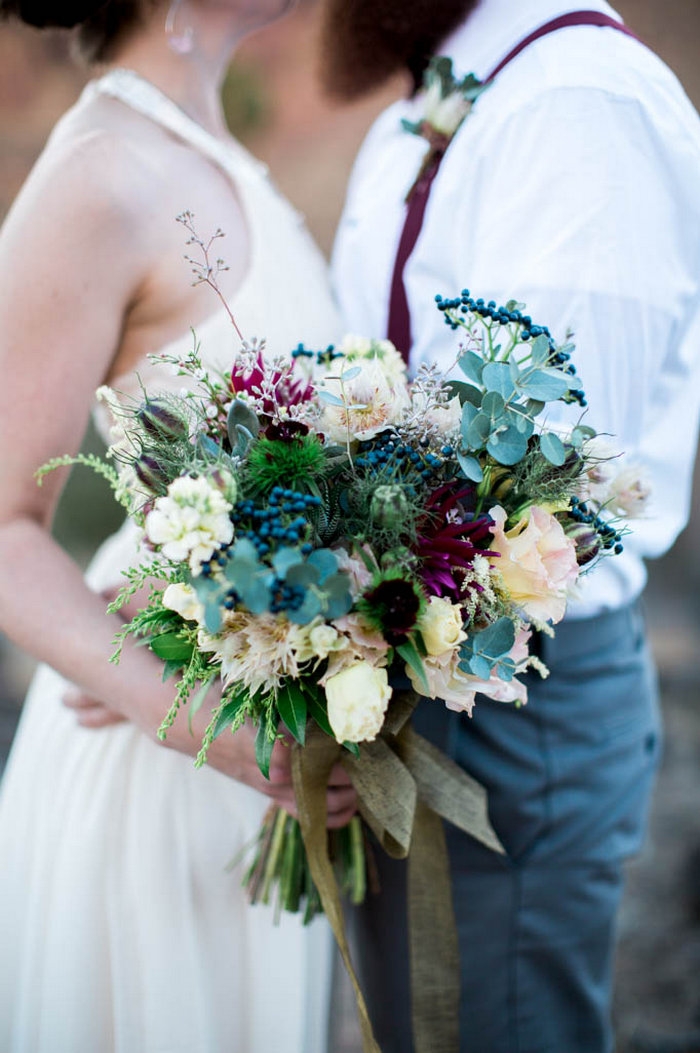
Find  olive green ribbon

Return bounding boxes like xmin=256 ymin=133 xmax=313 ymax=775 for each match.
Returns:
xmin=291 ymin=690 xmax=504 ymax=1053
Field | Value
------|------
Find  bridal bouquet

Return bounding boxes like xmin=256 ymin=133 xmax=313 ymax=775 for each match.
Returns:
xmin=40 ymin=288 xmax=646 ymax=929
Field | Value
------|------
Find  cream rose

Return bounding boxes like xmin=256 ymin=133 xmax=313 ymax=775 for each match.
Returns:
xmin=162 ymin=583 xmax=204 ymax=624
xmin=325 ymin=662 xmax=391 ymax=743
xmin=417 ymin=596 xmax=466 ymax=656
xmin=488 ymin=505 xmax=579 ymax=625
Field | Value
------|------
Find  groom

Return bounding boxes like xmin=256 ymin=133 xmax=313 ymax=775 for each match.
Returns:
xmin=323 ymin=0 xmax=700 ymax=1050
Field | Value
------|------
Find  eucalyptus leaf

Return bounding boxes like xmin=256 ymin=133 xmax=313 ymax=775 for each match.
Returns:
xmin=204 ymin=598 xmax=224 ymax=634
xmin=316 ymin=389 xmax=346 ymax=408
xmin=482 ymin=361 xmax=515 ymax=399
xmin=466 ymin=413 xmax=492 ymax=450
xmin=468 ymin=654 xmax=493 ymax=680
xmin=308 ymin=548 xmax=339 ymax=581
xmin=272 ymin=546 xmax=303 ymax=577
xmin=519 ymin=369 xmax=568 ymax=402
xmin=539 ymin=431 xmax=566 ymax=466
xmin=487 ymin=425 xmax=527 ymax=465
xmin=287 ymin=591 xmax=323 ymax=625
xmin=529 ymin=334 xmax=551 ymax=365
xmin=340 ymin=366 xmax=362 ymax=381
xmin=481 ymin=390 xmax=505 ymax=420
xmin=456 ymin=450 xmax=483 ymax=482
xmin=446 ymin=380 xmax=482 ymax=407
xmin=472 ymin=616 xmax=516 ymax=659
xmin=457 ymin=350 xmax=485 ymax=385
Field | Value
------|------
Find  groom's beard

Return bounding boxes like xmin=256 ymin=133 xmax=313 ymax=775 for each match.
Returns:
xmin=318 ymin=0 xmax=480 ymax=99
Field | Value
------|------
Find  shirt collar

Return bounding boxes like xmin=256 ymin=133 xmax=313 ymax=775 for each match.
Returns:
xmin=440 ymin=0 xmax=622 ymax=80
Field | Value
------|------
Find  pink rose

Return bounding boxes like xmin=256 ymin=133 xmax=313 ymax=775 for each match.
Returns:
xmin=488 ymin=505 xmax=579 ymax=625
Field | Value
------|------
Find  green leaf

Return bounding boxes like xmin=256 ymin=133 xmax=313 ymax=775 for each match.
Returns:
xmin=529 ymin=334 xmax=551 ymax=365
xmin=255 ymin=719 xmax=275 ymax=780
xmin=446 ymin=380 xmax=482 ymax=407
xmin=473 ymin=616 xmax=516 ymax=659
xmin=149 ymin=632 xmax=194 ymax=663
xmin=188 ymin=677 xmax=216 ymax=733
xmin=308 ymin=548 xmax=340 ymax=582
xmin=482 ymin=362 xmax=515 ymax=399
xmin=317 ymin=389 xmax=346 ymax=408
xmin=227 ymin=399 xmax=260 ymax=448
xmin=465 ymin=412 xmax=492 ymax=451
xmin=307 ymin=691 xmax=334 ymax=739
xmin=276 ymin=683 xmax=308 ymax=745
xmin=456 ymin=450 xmax=483 ymax=483
xmin=481 ymin=390 xmax=505 ymax=420
xmin=457 ymin=350 xmax=485 ymax=385
xmin=212 ymin=693 xmax=249 ymax=740
xmin=486 ymin=425 xmax=528 ymax=465
xmin=519 ymin=369 xmax=569 ymax=402
xmin=161 ymin=659 xmax=185 ymax=681
xmin=396 ymin=639 xmax=430 ymax=696
xmin=539 ymin=431 xmax=566 ymax=466
xmin=342 ymin=741 xmax=361 ymax=758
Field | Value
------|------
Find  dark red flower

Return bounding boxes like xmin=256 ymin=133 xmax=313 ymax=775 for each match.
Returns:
xmin=414 ymin=481 xmax=495 ymax=600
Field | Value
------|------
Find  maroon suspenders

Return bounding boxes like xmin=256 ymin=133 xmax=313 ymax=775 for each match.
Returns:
xmin=386 ymin=11 xmax=642 ymax=359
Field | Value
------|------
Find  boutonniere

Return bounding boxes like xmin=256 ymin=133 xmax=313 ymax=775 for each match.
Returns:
xmin=402 ymin=56 xmax=488 ymax=200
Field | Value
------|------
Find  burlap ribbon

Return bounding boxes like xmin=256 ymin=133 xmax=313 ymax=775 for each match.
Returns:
xmin=291 ymin=690 xmax=504 ymax=1053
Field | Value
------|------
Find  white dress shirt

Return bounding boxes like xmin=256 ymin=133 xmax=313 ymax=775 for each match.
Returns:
xmin=332 ymin=0 xmax=700 ymax=617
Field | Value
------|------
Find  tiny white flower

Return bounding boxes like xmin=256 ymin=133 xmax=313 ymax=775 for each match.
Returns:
xmin=145 ymin=475 xmax=234 ymax=573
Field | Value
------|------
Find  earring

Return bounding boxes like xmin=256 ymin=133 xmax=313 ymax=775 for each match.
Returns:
xmin=165 ymin=0 xmax=195 ymax=55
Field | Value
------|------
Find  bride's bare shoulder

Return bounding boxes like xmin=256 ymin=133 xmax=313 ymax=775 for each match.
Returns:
xmin=4 ymin=91 xmax=176 ymax=247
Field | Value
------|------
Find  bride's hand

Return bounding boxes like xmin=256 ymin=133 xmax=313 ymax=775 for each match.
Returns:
xmin=63 ymin=686 xmax=127 ymax=728
xmin=62 ymin=685 xmax=358 ymax=828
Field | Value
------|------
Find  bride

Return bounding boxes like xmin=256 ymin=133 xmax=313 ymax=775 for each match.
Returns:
xmin=0 ymin=1 xmax=356 ymax=1050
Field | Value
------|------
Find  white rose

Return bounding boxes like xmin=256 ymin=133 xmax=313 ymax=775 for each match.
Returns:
xmin=162 ymin=583 xmax=204 ymax=624
xmin=608 ymin=466 xmax=651 ymax=517
xmin=418 ymin=596 xmax=466 ymax=656
xmin=309 ymin=623 xmax=344 ymax=659
xmin=325 ymin=662 xmax=391 ymax=743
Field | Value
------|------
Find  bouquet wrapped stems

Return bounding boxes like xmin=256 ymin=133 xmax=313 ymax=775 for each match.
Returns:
xmin=242 ymin=806 xmax=367 ymax=924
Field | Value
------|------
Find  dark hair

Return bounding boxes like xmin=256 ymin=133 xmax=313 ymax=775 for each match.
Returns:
xmin=0 ymin=0 xmax=153 ymax=63
xmin=319 ymin=0 xmax=479 ymax=100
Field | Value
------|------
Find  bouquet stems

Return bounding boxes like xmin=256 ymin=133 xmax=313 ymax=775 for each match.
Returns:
xmin=241 ymin=805 xmax=368 ymax=924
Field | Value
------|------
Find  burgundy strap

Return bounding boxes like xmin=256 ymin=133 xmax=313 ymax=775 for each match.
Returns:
xmin=387 ymin=10 xmax=642 ymax=360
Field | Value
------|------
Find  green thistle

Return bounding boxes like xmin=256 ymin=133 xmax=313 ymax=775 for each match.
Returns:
xmin=244 ymin=434 xmax=329 ymax=496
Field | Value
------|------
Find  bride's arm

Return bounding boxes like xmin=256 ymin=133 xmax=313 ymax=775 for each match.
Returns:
xmin=0 ymin=134 xmax=356 ymax=824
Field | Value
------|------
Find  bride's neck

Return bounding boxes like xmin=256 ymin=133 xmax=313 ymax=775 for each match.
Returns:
xmin=106 ymin=11 xmax=244 ymax=139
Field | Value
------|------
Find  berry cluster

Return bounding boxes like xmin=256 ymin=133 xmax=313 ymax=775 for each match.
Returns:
xmin=570 ymin=495 xmax=624 ymax=553
xmin=436 ymin=289 xmax=587 ymax=407
xmin=355 ymin=433 xmax=454 ymax=484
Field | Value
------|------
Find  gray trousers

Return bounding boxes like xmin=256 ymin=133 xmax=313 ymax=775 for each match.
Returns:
xmin=348 ymin=602 xmax=661 ymax=1053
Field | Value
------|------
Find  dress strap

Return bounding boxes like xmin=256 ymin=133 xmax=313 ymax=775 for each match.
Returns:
xmin=387 ymin=12 xmax=645 ymax=360
xmin=86 ymin=68 xmax=268 ymax=185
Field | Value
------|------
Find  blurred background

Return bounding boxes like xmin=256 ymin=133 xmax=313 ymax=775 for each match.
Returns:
xmin=1 ymin=2 xmax=699 ymax=1050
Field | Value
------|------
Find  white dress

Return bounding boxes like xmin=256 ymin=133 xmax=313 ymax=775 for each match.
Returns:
xmin=0 ymin=70 xmax=340 ymax=1053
